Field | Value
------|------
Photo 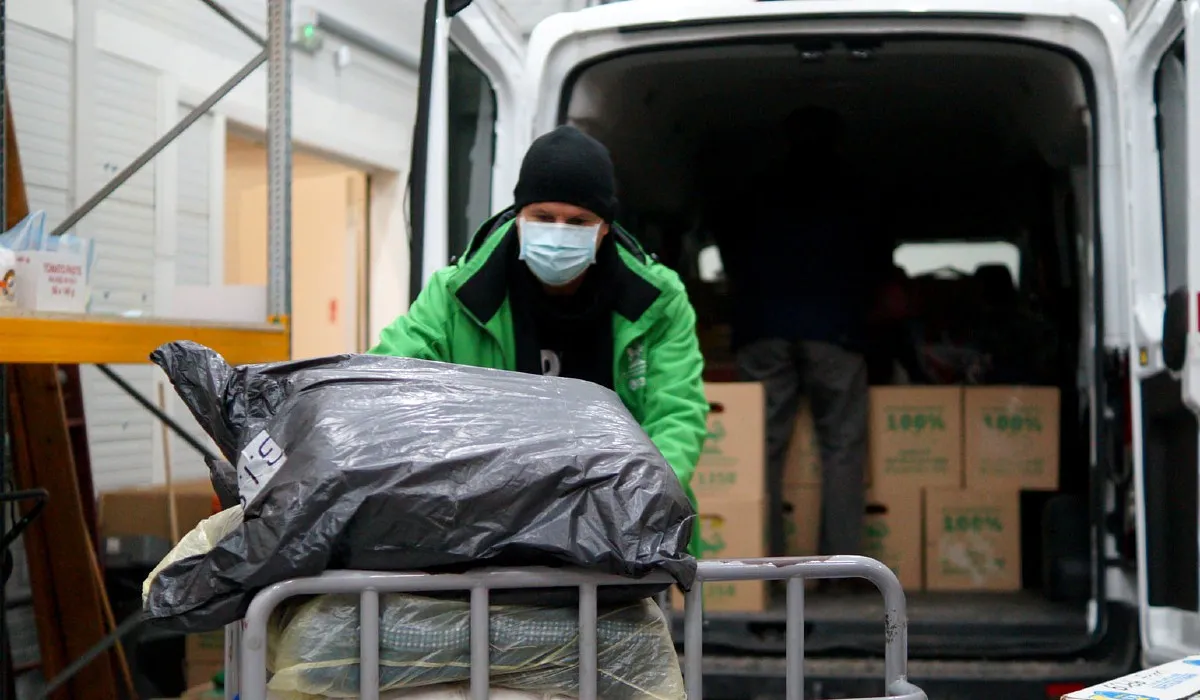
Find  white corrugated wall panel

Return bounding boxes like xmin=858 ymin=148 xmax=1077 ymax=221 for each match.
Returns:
xmin=7 ymin=23 xmax=71 ymax=225
xmin=102 ymin=0 xmax=252 ymax=61
xmin=80 ymin=51 xmax=162 ymax=491
xmin=169 ymin=105 xmax=221 ymax=480
xmin=176 ymin=107 xmax=212 ymax=285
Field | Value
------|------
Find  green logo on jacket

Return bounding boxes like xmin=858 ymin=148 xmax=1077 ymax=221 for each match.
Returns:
xmin=624 ymin=342 xmax=647 ymax=391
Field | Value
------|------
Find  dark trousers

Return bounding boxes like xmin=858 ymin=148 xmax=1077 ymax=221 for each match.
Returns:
xmin=737 ymin=338 xmax=868 ymax=557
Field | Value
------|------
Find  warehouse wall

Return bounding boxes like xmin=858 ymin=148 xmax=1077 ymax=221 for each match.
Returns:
xmin=6 ymin=0 xmax=419 ymax=489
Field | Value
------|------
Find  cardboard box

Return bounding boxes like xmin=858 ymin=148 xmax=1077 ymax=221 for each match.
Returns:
xmin=185 ymin=661 xmax=223 ymax=690
xmin=0 ymin=248 xmax=15 ymax=308
xmin=186 ymin=630 xmax=223 ymax=665
xmin=14 ymin=249 xmax=90 ymax=313
xmin=864 ymin=486 xmax=924 ymax=590
xmin=1062 ymin=655 xmax=1200 ymax=699
xmin=184 ymin=629 xmax=224 ymax=690
xmin=964 ymin=386 xmax=1060 ymax=491
xmin=180 ymin=682 xmax=223 ymax=700
xmin=869 ymin=387 xmax=963 ymax=488
xmin=924 ymin=488 xmax=1021 ymax=591
xmin=783 ymin=400 xmax=822 ymax=486
xmin=672 ymin=496 xmax=767 ymax=612
xmin=783 ymin=486 xmax=820 ymax=555
xmin=695 ymin=383 xmax=766 ymax=500
xmin=99 ymin=480 xmax=217 ymax=543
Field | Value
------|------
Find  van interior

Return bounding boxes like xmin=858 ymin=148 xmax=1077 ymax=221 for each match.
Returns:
xmin=563 ymin=37 xmax=1131 ymax=660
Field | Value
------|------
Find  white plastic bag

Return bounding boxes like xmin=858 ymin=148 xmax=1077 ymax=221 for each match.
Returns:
xmin=142 ymin=506 xmax=245 ymax=603
xmin=43 ymin=231 xmax=96 ymax=278
xmin=0 ymin=211 xmax=46 ymax=252
xmin=266 ymin=594 xmax=684 ymax=700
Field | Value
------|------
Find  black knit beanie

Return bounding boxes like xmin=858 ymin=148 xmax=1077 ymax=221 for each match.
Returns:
xmin=513 ymin=125 xmax=618 ymax=222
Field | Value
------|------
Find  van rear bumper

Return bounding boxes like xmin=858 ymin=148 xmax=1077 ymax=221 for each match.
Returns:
xmin=691 ymin=650 xmax=1139 ymax=700
xmin=683 ymin=602 xmax=1140 ymax=699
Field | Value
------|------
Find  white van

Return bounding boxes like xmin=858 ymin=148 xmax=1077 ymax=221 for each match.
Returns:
xmin=408 ymin=0 xmax=1197 ymax=696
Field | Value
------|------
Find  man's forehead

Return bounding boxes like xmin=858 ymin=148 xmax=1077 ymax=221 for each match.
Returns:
xmin=525 ymin=202 xmax=600 ymax=219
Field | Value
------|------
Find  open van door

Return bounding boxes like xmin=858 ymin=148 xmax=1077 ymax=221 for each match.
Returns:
xmin=408 ymin=0 xmax=527 ymax=302
xmin=1126 ymin=0 xmax=1200 ymax=667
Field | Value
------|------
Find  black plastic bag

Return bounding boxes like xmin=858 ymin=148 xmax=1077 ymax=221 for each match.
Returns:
xmin=205 ymin=455 xmax=239 ymax=510
xmin=145 ymin=341 xmax=696 ymax=632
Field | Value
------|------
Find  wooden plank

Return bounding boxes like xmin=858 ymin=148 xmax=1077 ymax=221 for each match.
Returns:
xmin=5 ymin=372 xmax=69 ymax=700
xmin=58 ymin=365 xmax=99 ymax=552
xmin=8 ymin=365 xmax=121 ymax=700
xmin=0 ymin=311 xmax=289 ymax=365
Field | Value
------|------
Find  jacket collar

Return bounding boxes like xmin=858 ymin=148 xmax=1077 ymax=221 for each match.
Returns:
xmin=451 ymin=208 xmax=662 ymax=326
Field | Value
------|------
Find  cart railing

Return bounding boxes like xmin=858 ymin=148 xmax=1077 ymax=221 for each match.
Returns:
xmin=226 ymin=555 xmax=927 ymax=700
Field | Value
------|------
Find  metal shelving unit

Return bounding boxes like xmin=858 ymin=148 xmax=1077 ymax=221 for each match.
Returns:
xmin=0 ymin=0 xmax=294 ymax=362
xmin=0 ymin=0 xmax=297 ymax=695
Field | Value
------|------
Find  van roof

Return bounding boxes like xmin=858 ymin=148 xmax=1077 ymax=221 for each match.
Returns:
xmin=531 ymin=0 xmax=1129 ymax=36
xmin=524 ymin=0 xmax=1129 ymax=77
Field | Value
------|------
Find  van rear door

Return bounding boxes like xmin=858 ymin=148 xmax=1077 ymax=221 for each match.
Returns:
xmin=408 ymin=0 xmax=526 ymax=301
xmin=1124 ymin=0 xmax=1200 ymax=667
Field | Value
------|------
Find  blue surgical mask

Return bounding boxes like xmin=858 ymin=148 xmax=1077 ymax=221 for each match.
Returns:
xmin=518 ymin=218 xmax=602 ymax=286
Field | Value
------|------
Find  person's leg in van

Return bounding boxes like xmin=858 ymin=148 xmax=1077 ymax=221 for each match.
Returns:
xmin=737 ymin=338 xmax=801 ymax=558
xmin=800 ymin=340 xmax=868 ymax=558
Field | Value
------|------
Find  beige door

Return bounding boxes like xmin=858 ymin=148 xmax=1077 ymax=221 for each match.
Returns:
xmin=224 ymin=134 xmax=369 ymax=359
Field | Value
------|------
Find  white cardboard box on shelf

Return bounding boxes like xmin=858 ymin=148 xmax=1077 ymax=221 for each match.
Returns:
xmin=14 ymin=249 xmax=89 ymax=313
xmin=0 ymin=247 xmax=15 ymax=308
xmin=1063 ymin=655 xmax=1200 ymax=699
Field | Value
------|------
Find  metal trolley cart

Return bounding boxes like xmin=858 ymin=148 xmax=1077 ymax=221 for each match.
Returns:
xmin=225 ymin=555 xmax=928 ymax=700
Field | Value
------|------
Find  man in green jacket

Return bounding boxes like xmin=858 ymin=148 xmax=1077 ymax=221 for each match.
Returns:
xmin=370 ymin=126 xmax=708 ymax=549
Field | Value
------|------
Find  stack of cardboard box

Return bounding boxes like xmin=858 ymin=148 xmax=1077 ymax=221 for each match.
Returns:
xmin=680 ymin=382 xmax=1061 ymax=609
xmin=926 ymin=386 xmax=1060 ymax=591
xmin=868 ymin=387 xmax=965 ymax=590
xmin=868 ymin=385 xmax=1060 ymax=591
xmin=673 ymin=383 xmax=768 ymax=612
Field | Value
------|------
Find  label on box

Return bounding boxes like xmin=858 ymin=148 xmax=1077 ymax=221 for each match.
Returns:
xmin=691 ymin=497 xmax=766 ymax=560
xmin=14 ymin=250 xmax=89 ymax=313
xmin=925 ymin=489 xmax=1020 ymax=591
xmin=1064 ymin=656 xmax=1200 ymax=699
xmin=186 ymin=630 xmax=224 ymax=663
xmin=964 ymin=386 xmax=1060 ymax=491
xmin=695 ymin=383 xmax=766 ymax=499
xmin=673 ymin=495 xmax=768 ymax=612
xmin=869 ymin=387 xmax=963 ymax=488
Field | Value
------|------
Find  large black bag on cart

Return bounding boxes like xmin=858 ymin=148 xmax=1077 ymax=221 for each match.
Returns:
xmin=145 ymin=341 xmax=697 ymax=632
